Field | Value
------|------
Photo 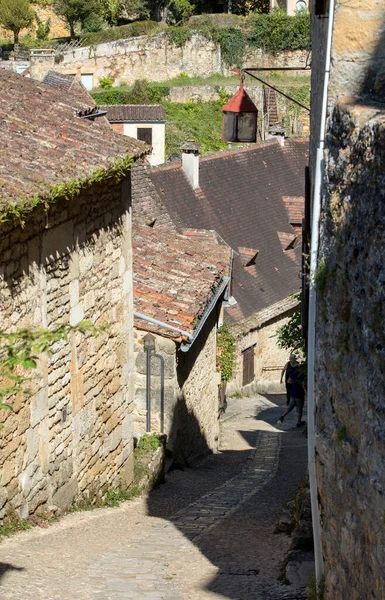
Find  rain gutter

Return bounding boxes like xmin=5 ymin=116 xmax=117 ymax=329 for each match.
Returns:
xmin=134 ymin=312 xmax=193 ymax=341
xmin=180 ymin=276 xmax=230 ymax=352
xmin=307 ymin=0 xmax=336 ymax=586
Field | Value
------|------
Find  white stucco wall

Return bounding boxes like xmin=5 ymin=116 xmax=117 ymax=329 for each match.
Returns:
xmin=123 ymin=122 xmax=165 ymax=166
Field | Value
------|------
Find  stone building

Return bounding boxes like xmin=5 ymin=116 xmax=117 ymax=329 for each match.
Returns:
xmin=132 ymin=222 xmax=231 ymax=465
xmin=310 ymin=0 xmax=385 ymax=597
xmin=0 ymin=70 xmax=147 ymax=520
xmin=132 ymin=139 xmax=307 ymax=394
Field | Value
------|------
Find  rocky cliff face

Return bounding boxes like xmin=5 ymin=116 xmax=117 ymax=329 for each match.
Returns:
xmin=315 ymin=100 xmax=385 ymax=599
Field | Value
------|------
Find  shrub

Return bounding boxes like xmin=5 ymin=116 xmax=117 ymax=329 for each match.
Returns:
xmin=247 ymin=9 xmax=310 ymax=54
xmin=81 ymin=19 xmax=159 ymax=46
xmin=91 ymin=88 xmax=131 ymax=104
xmin=99 ymin=75 xmax=114 ymax=89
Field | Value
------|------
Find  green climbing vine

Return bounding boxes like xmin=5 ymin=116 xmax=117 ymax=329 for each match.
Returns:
xmin=0 ymin=154 xmax=138 ymax=227
xmin=217 ymin=323 xmax=236 ymax=382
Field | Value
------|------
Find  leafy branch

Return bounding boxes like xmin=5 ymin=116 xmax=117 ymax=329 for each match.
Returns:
xmin=0 ymin=321 xmax=102 ymax=411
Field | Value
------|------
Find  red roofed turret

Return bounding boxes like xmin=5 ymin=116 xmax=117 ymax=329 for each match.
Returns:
xmin=222 ymin=83 xmax=258 ymax=143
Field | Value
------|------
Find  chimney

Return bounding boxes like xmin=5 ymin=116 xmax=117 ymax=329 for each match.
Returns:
xmin=181 ymin=140 xmax=200 ymax=189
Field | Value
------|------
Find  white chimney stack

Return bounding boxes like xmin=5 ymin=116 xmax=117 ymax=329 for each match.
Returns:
xmin=181 ymin=140 xmax=200 ymax=189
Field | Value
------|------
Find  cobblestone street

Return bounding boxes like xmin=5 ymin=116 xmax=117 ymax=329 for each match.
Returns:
xmin=0 ymin=393 xmax=309 ymax=600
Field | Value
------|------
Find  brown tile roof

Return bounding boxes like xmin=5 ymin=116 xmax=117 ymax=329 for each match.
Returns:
xmin=282 ymin=195 xmax=305 ymax=225
xmin=149 ymin=139 xmax=308 ymax=322
xmin=0 ymin=70 xmax=148 ymax=214
xmin=42 ymin=70 xmax=97 ymax=107
xmin=133 ymin=223 xmax=231 ymax=339
xmin=43 ymin=70 xmax=75 ymax=92
xmin=98 ymin=105 xmax=166 ymax=122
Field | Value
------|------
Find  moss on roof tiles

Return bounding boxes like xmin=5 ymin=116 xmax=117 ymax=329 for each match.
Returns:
xmin=0 ymin=70 xmax=149 ymax=225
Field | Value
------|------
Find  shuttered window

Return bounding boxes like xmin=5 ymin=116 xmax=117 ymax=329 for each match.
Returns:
xmin=242 ymin=346 xmax=255 ymax=386
xmin=137 ymin=127 xmax=153 ymax=146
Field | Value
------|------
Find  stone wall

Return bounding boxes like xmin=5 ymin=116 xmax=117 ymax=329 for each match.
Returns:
xmin=0 ymin=178 xmax=135 ymax=520
xmin=228 ymin=297 xmax=299 ymax=394
xmin=133 ymin=309 xmax=220 ymax=465
xmin=311 ymin=0 xmax=385 ymax=172
xmin=315 ymin=101 xmax=385 ymax=599
xmin=29 ymin=31 xmax=308 ymax=88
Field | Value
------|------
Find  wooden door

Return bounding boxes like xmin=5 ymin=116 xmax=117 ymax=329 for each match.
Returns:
xmin=242 ymin=346 xmax=255 ymax=386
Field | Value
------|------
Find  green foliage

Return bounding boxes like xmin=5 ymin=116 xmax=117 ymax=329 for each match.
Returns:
xmin=313 ymin=257 xmax=328 ymax=294
xmin=127 ymin=78 xmax=151 ymax=103
xmin=80 ymin=19 xmax=159 ymax=45
xmin=218 ymin=87 xmax=231 ymax=106
xmin=92 ymin=78 xmax=171 ymax=104
xmin=0 ymin=322 xmax=100 ymax=411
xmin=211 ymin=26 xmax=246 ymax=68
xmin=307 ymin=575 xmax=325 ymax=600
xmin=0 ymin=0 xmax=34 ymax=44
xmin=217 ymin=323 xmax=236 ymax=383
xmin=168 ymin=0 xmax=194 ymax=24
xmin=34 ymin=11 xmax=50 ymax=40
xmin=0 ymin=515 xmax=32 ymax=539
xmin=104 ymin=486 xmax=140 ymax=506
xmin=247 ymin=8 xmax=310 ymax=54
xmin=164 ymin=99 xmax=230 ymax=159
xmin=135 ymin=433 xmax=160 ymax=456
xmin=52 ymin=0 xmax=101 ymax=37
xmin=275 ymin=294 xmax=302 ymax=350
xmin=99 ymin=74 xmax=114 ymax=89
xmin=167 ymin=24 xmax=192 ymax=46
xmin=1 ymin=154 xmax=135 ymax=226
xmin=91 ymin=87 xmax=131 ymax=104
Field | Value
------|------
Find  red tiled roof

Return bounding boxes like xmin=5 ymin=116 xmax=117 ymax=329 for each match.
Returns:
xmin=0 ymin=70 xmax=148 ymax=212
xmin=133 ymin=224 xmax=231 ymax=339
xmin=149 ymin=139 xmax=308 ymax=322
xmin=98 ymin=104 xmax=165 ymax=122
xmin=282 ymin=195 xmax=305 ymax=225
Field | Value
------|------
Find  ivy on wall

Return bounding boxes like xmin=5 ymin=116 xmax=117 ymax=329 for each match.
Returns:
xmin=217 ymin=323 xmax=236 ymax=382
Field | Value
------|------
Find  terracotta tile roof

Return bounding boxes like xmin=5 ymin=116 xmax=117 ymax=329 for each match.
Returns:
xmin=282 ymin=195 xmax=305 ymax=225
xmin=43 ymin=70 xmax=97 ymax=107
xmin=133 ymin=223 xmax=231 ymax=339
xmin=0 ymin=70 xmax=148 ymax=213
xmin=98 ymin=104 xmax=166 ymax=122
xmin=149 ymin=139 xmax=308 ymax=322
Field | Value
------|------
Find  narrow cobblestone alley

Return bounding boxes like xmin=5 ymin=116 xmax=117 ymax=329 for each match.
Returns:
xmin=0 ymin=394 xmax=309 ymax=600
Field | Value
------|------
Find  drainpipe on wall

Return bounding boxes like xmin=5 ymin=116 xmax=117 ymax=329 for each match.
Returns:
xmin=307 ymin=0 xmax=336 ymax=586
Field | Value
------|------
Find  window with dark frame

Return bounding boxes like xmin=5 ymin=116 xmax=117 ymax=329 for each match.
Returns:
xmin=137 ymin=127 xmax=153 ymax=146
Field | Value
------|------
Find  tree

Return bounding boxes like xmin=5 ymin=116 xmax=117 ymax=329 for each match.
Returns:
xmin=168 ymin=0 xmax=195 ymax=23
xmin=52 ymin=0 xmax=101 ymax=37
xmin=0 ymin=0 xmax=34 ymax=44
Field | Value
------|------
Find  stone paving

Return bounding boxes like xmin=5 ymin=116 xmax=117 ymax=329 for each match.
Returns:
xmin=0 ymin=393 xmax=309 ymax=600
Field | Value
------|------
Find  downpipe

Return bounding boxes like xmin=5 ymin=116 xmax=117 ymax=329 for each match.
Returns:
xmin=307 ymin=0 xmax=336 ymax=586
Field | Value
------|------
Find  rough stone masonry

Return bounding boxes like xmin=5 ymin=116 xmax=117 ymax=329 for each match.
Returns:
xmin=315 ymin=101 xmax=385 ymax=600
xmin=0 ymin=179 xmax=136 ymax=520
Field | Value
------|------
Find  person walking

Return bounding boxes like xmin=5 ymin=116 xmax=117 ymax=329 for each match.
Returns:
xmin=277 ymin=361 xmax=306 ymax=427
xmin=280 ymin=353 xmax=297 ymax=406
